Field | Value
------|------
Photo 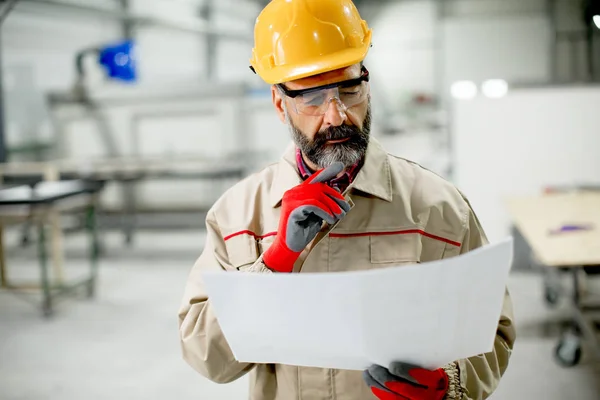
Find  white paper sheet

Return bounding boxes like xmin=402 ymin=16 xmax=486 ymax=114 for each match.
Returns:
xmin=202 ymin=238 xmax=513 ymax=371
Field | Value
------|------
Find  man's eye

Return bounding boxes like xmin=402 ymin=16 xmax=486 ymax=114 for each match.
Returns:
xmin=341 ymin=91 xmax=360 ymax=98
xmin=303 ymin=94 xmax=326 ymax=105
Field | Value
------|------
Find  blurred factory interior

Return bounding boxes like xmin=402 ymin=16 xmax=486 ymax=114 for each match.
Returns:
xmin=0 ymin=0 xmax=599 ymax=399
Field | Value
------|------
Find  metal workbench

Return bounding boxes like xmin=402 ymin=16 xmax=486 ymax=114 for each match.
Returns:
xmin=0 ymin=179 xmax=104 ymax=317
xmin=0 ymin=155 xmax=255 ymax=244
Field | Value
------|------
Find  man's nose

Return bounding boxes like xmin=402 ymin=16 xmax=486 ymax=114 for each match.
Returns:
xmin=323 ymin=98 xmax=347 ymax=127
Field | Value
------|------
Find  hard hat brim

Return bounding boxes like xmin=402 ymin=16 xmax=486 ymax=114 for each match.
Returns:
xmin=255 ymin=39 xmax=372 ymax=85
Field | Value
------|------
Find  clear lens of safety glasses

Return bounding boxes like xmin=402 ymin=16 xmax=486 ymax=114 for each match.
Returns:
xmin=291 ymin=84 xmax=368 ymax=116
xmin=278 ymin=66 xmax=370 ymax=116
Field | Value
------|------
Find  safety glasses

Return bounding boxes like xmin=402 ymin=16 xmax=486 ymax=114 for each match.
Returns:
xmin=277 ymin=66 xmax=370 ymax=116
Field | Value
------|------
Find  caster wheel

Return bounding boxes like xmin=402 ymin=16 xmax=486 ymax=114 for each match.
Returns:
xmin=544 ymin=285 xmax=560 ymax=307
xmin=554 ymin=332 xmax=582 ymax=367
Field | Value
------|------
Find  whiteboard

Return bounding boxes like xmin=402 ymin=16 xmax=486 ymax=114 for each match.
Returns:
xmin=452 ymin=86 xmax=600 ymax=242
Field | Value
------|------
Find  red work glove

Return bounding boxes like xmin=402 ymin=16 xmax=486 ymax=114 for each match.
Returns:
xmin=262 ymin=162 xmax=350 ymax=273
xmin=364 ymin=362 xmax=449 ymax=400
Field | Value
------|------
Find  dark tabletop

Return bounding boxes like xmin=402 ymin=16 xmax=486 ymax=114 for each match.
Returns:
xmin=0 ymin=180 xmax=104 ymax=206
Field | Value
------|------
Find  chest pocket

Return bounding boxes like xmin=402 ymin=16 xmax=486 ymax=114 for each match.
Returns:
xmin=370 ymin=231 xmax=447 ymax=265
xmin=326 ymin=229 xmax=447 ymax=273
xmin=370 ymin=232 xmax=421 ymax=264
xmin=224 ymin=233 xmax=260 ymax=270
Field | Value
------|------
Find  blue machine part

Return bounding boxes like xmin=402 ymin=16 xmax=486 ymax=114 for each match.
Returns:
xmin=98 ymin=40 xmax=138 ymax=83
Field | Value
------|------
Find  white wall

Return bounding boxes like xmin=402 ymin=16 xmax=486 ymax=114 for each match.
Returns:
xmin=364 ymin=1 xmax=438 ymax=105
xmin=452 ymin=86 xmax=600 ymax=242
xmin=360 ymin=0 xmax=553 ymax=178
xmin=444 ymin=0 xmax=546 ymax=17
xmin=442 ymin=16 xmax=552 ymax=89
xmin=363 ymin=0 xmax=552 ymax=103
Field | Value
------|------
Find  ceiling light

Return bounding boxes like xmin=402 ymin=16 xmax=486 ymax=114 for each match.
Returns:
xmin=451 ymin=81 xmax=477 ymax=100
xmin=482 ymin=79 xmax=509 ymax=99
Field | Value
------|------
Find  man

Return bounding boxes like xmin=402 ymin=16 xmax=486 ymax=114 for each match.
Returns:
xmin=178 ymin=0 xmax=516 ymax=399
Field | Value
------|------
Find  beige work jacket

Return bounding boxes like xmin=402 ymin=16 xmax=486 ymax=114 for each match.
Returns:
xmin=178 ymin=137 xmax=516 ymax=400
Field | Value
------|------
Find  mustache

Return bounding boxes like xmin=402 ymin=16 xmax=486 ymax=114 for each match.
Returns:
xmin=314 ymin=124 xmax=362 ymax=144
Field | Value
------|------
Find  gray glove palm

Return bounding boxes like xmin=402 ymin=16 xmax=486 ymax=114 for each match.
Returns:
xmin=262 ymin=162 xmax=350 ymax=272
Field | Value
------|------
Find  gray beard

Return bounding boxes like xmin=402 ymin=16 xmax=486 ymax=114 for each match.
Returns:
xmin=285 ymin=102 xmax=371 ymax=169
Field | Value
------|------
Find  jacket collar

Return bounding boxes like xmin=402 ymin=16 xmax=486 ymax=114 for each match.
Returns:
xmin=269 ymin=137 xmax=393 ymax=208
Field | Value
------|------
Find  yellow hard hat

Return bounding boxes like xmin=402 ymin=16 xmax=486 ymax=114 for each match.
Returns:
xmin=250 ymin=0 xmax=373 ymax=85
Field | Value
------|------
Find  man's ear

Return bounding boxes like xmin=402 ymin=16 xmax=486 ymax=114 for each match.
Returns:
xmin=271 ymin=85 xmax=287 ymax=124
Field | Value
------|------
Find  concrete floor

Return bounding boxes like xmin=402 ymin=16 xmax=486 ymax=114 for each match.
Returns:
xmin=1 ymin=230 xmax=599 ymax=400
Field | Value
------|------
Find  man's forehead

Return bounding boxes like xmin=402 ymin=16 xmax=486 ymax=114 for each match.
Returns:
xmin=284 ymin=64 xmax=362 ymax=90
